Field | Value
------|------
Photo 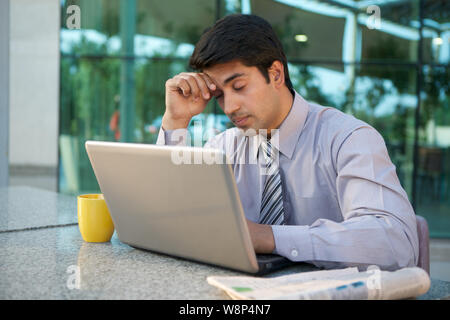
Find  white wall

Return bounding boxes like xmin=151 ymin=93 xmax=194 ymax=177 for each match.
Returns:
xmin=9 ymin=0 xmax=60 ymax=167
xmin=0 ymin=0 xmax=9 ymax=187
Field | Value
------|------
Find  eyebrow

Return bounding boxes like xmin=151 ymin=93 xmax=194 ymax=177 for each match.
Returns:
xmin=223 ymin=73 xmax=245 ymax=85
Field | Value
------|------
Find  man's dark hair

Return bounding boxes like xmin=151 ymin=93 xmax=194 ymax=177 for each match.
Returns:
xmin=189 ymin=14 xmax=294 ymax=95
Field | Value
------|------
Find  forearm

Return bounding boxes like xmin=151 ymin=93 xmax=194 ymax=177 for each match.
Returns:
xmin=272 ymin=214 xmax=417 ymax=271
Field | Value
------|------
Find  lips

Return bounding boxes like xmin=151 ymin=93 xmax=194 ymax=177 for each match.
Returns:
xmin=233 ymin=116 xmax=249 ymax=126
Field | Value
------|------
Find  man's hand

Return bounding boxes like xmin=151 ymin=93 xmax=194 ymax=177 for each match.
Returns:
xmin=245 ymin=219 xmax=276 ymax=254
xmin=163 ymin=72 xmax=219 ymax=130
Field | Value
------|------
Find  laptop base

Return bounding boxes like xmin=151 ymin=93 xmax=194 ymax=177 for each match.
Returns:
xmin=255 ymin=254 xmax=295 ymax=275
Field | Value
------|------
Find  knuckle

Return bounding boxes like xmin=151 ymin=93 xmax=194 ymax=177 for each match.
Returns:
xmin=177 ymin=78 xmax=187 ymax=86
xmin=165 ymin=78 xmax=174 ymax=86
xmin=195 ymin=74 xmax=208 ymax=88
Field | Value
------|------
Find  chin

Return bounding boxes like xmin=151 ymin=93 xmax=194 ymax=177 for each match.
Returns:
xmin=234 ymin=124 xmax=257 ymax=136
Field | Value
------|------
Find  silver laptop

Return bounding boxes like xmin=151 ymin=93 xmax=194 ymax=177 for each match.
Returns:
xmin=85 ymin=140 xmax=293 ymax=275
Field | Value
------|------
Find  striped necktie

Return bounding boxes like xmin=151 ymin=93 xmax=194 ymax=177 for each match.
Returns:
xmin=259 ymin=139 xmax=285 ymax=225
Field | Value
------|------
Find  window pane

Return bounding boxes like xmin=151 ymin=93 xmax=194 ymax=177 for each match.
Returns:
xmin=61 ymin=0 xmax=121 ymax=56
xmin=136 ymin=0 xmax=216 ymax=46
xmin=422 ymin=0 xmax=450 ymax=64
xmin=61 ymin=0 xmax=216 ymax=57
xmin=250 ymin=0 xmax=423 ymax=63
xmin=359 ymin=0 xmax=420 ymax=63
xmin=251 ymin=0 xmax=346 ymax=61
xmin=416 ymin=65 xmax=450 ymax=237
xmin=59 ymin=56 xmax=120 ymax=194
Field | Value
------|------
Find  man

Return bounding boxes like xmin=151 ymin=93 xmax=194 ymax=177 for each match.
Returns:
xmin=156 ymin=14 xmax=419 ymax=271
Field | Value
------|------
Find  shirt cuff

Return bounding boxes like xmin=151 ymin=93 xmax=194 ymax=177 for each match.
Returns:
xmin=271 ymin=225 xmax=314 ymax=262
xmin=156 ymin=127 xmax=190 ymax=146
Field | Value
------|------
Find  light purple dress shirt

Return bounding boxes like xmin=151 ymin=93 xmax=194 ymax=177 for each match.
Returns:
xmin=156 ymin=91 xmax=419 ymax=271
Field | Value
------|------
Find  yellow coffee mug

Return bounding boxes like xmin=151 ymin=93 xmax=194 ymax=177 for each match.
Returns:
xmin=77 ymin=194 xmax=114 ymax=242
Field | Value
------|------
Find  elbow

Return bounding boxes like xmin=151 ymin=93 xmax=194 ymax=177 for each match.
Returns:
xmin=382 ymin=245 xmax=416 ymax=271
xmin=378 ymin=221 xmax=419 ymax=271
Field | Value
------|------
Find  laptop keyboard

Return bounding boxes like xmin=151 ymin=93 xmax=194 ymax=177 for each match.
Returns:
xmin=256 ymin=253 xmax=287 ymax=262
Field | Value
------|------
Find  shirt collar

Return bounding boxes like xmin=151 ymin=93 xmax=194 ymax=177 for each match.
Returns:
xmin=249 ymin=90 xmax=309 ymax=161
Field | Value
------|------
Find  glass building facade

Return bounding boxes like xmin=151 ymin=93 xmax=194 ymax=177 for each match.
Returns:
xmin=59 ymin=0 xmax=450 ymax=237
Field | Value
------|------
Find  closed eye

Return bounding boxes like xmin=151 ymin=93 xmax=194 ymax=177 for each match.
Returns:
xmin=213 ymin=85 xmax=244 ymax=101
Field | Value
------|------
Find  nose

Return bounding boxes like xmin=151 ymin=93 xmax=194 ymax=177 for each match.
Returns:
xmin=223 ymin=94 xmax=240 ymax=116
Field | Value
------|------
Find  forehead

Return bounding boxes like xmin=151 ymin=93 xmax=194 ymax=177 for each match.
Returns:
xmin=203 ymin=60 xmax=256 ymax=85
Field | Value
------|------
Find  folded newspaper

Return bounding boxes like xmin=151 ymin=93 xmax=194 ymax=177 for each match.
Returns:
xmin=207 ymin=267 xmax=430 ymax=300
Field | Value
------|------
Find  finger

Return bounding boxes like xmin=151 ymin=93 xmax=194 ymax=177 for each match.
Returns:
xmin=192 ymin=73 xmax=212 ymax=100
xmin=173 ymin=78 xmax=191 ymax=96
xmin=166 ymin=77 xmax=187 ymax=95
xmin=180 ymin=75 xmax=201 ymax=99
xmin=200 ymin=73 xmax=222 ymax=98
xmin=198 ymin=73 xmax=216 ymax=91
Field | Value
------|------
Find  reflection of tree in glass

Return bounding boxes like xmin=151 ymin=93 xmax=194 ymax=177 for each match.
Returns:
xmin=60 ymin=36 xmax=120 ymax=141
xmin=273 ymin=13 xmax=307 ymax=59
xmin=169 ymin=22 xmax=204 ymax=45
xmin=351 ymin=64 xmax=412 ymax=147
xmin=365 ymin=36 xmax=409 ymax=62
xmin=293 ymin=65 xmax=332 ymax=108
xmin=355 ymin=78 xmax=389 ymax=123
xmin=421 ymin=66 xmax=449 ymax=129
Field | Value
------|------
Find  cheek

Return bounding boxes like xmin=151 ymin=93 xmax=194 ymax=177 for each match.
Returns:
xmin=258 ymin=97 xmax=279 ymax=126
xmin=216 ymin=98 xmax=224 ymax=110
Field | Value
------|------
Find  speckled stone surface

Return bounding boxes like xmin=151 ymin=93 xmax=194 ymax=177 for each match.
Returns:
xmin=0 ymin=186 xmax=449 ymax=300
xmin=0 ymin=186 xmax=77 ymax=231
xmin=0 ymin=226 xmax=317 ymax=299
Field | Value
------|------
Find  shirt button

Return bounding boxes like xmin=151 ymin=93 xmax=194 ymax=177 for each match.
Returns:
xmin=291 ymin=249 xmax=298 ymax=257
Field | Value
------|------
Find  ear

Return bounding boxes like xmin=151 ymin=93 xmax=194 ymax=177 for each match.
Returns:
xmin=268 ymin=60 xmax=284 ymax=88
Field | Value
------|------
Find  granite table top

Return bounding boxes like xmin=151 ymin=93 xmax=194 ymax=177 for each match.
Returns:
xmin=1 ymin=186 xmax=449 ymax=300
